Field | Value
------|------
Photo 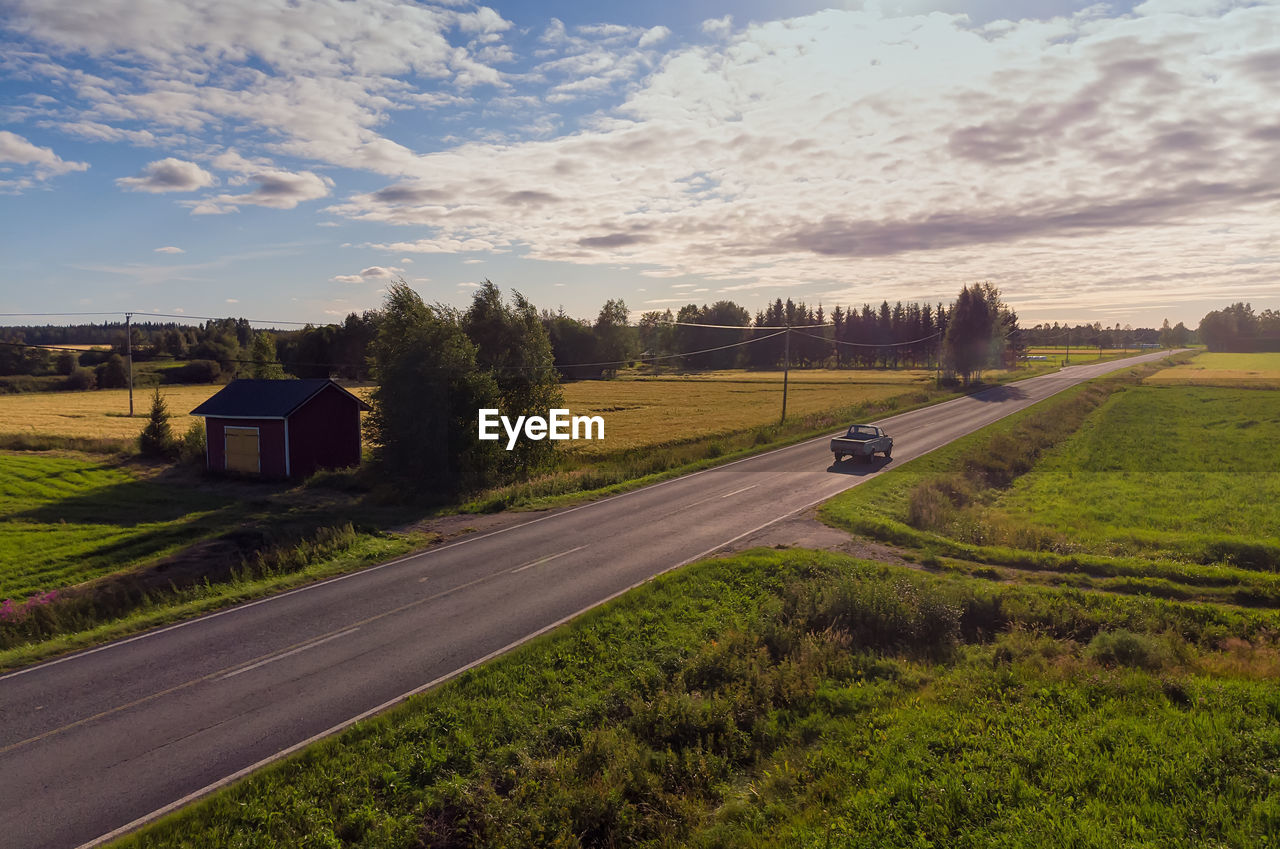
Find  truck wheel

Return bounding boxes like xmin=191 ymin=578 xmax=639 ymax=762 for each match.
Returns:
xmin=884 ymin=449 xmax=891 ymax=460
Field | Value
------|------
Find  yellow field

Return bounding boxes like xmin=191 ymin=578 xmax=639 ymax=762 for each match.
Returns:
xmin=562 ymin=369 xmax=936 ymax=454
xmin=1 ymin=365 xmax=1045 ymax=454
xmin=0 ymin=369 xmax=947 ymax=451
xmin=1027 ymin=347 xmax=1134 ymax=356
xmin=0 ymin=385 xmax=222 ymax=440
xmin=1146 ymin=352 xmax=1280 ymax=386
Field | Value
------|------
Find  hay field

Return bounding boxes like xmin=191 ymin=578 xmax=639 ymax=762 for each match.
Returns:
xmin=1146 ymin=352 xmax=1280 ymax=386
xmin=0 ymin=370 xmax=939 ymax=451
xmin=561 ymin=369 xmax=935 ymax=454
xmin=0 ymin=385 xmax=222 ymax=440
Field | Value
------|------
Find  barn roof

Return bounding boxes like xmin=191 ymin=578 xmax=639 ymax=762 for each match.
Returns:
xmin=189 ymin=379 xmax=371 ymax=419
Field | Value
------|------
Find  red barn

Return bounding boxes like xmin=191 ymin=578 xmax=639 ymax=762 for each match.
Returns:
xmin=190 ymin=379 xmax=371 ymax=479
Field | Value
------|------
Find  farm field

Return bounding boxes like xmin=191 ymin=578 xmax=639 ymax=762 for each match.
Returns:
xmin=563 ymin=368 xmax=938 ymax=454
xmin=115 ymin=548 xmax=1280 ymax=849
xmin=1146 ymin=352 xmax=1280 ymax=387
xmin=819 ymin=364 xmax=1280 ymax=606
xmin=0 ymin=365 xmax=1043 ymax=453
xmin=0 ymin=451 xmax=238 ymax=601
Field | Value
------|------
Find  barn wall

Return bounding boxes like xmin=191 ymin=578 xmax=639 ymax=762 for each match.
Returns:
xmin=205 ymin=417 xmax=287 ymax=477
xmin=287 ymin=385 xmax=363 ymax=478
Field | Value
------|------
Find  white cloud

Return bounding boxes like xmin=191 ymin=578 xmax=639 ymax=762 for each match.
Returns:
xmin=701 ymin=15 xmax=733 ymax=36
xmin=116 ymin=157 xmax=214 ymax=192
xmin=0 ymin=130 xmax=88 ymax=188
xmin=328 ymin=3 xmax=1280 ymax=314
xmin=5 ymin=0 xmax=514 ymax=178
xmin=153 ymin=245 xmax=184 ymax=254
xmin=331 ymin=264 xmax=403 ymax=283
xmin=638 ymin=26 xmax=671 ymax=48
xmin=182 ymin=167 xmax=332 ymax=212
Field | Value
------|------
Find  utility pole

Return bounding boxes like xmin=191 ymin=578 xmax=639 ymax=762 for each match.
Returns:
xmin=780 ymin=324 xmax=790 ymax=425
xmin=125 ymin=311 xmax=134 ymax=416
xmin=1065 ymin=326 xmax=1070 ymax=365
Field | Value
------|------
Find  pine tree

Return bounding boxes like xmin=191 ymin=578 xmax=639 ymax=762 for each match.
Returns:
xmin=138 ymin=387 xmax=174 ymax=458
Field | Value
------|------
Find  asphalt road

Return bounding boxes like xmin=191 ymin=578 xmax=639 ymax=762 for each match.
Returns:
xmin=0 ymin=351 xmax=1176 ymax=849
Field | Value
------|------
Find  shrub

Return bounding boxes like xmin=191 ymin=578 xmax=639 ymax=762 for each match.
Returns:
xmin=165 ymin=359 xmax=222 ymax=384
xmin=64 ymin=366 xmax=96 ymax=390
xmin=1086 ymin=629 xmax=1177 ymax=670
xmin=96 ymin=353 xmax=129 ymax=389
xmin=178 ymin=419 xmax=207 ymax=466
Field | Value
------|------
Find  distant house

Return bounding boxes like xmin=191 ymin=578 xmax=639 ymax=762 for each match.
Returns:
xmin=190 ymin=379 xmax=371 ymax=479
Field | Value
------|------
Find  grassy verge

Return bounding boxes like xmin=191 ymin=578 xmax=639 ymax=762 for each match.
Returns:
xmin=114 ymin=548 xmax=1280 ymax=848
xmin=0 ymin=451 xmax=435 ymax=669
xmin=464 ymin=362 xmax=1062 ymax=512
xmin=819 ymin=352 xmax=1280 ymax=606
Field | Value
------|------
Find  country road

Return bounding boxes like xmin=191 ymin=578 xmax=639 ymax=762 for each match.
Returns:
xmin=0 ymin=351 xmax=1176 ymax=849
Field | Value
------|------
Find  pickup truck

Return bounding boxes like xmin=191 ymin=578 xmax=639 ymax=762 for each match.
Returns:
xmin=831 ymin=424 xmax=892 ymax=463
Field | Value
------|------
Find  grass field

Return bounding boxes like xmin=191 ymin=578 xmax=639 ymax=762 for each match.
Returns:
xmin=0 ymin=367 xmax=1004 ymax=452
xmin=0 ymin=452 xmax=241 ymax=601
xmin=1146 ymin=352 xmax=1280 ymax=387
xmin=564 ymin=369 xmax=937 ymax=455
xmin=115 ymin=549 xmax=1280 ymax=849
xmin=820 ymin=361 xmax=1280 ymax=606
xmin=0 ymin=385 xmax=220 ymax=441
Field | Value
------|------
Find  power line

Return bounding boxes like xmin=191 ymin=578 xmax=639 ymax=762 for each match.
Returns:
xmin=791 ymin=329 xmax=942 ymax=348
xmin=1 ymin=329 xmax=790 ymax=374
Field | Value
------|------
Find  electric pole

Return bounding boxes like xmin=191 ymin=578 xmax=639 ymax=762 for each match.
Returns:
xmin=780 ymin=324 xmax=790 ymax=425
xmin=125 ymin=312 xmax=134 ymax=416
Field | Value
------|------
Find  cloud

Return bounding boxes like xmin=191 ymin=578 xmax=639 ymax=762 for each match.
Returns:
xmin=326 ymin=3 xmax=1280 ymax=314
xmin=153 ymin=245 xmax=184 ymax=254
xmin=331 ymin=264 xmax=403 ymax=283
xmin=639 ymin=26 xmax=671 ymax=49
xmin=116 ymin=157 xmax=214 ymax=192
xmin=701 ymin=16 xmax=733 ymax=36
xmin=182 ymin=168 xmax=332 ymax=212
xmin=4 ymin=0 xmax=514 ymax=178
xmin=0 ymin=130 xmax=88 ymax=188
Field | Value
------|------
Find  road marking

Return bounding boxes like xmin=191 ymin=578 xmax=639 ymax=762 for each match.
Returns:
xmin=510 ymin=545 xmax=586 ymax=574
xmin=719 ymin=484 xmax=758 ymax=499
xmin=4 ymin=350 xmax=1181 ymax=685
xmin=62 ymin=349 xmax=1184 ymax=849
xmin=0 ymin=569 xmax=509 ymax=756
xmin=218 ymin=629 xmax=360 ymax=680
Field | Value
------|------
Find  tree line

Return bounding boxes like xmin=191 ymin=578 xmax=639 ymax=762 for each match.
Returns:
xmin=1197 ymin=302 xmax=1280 ymax=352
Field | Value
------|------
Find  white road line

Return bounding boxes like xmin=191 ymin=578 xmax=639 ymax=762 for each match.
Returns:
xmin=66 ymin=350 xmax=1182 ymax=849
xmin=510 ymin=545 xmax=587 ymax=574
xmin=217 ymin=629 xmax=360 ymax=681
xmin=10 ymin=350 xmax=1178 ymax=684
xmin=719 ymin=484 xmax=758 ymax=499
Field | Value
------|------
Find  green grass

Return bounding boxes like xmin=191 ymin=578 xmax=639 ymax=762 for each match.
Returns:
xmin=0 ymin=451 xmax=428 ymax=666
xmin=992 ymin=385 xmax=1280 ymax=555
xmin=0 ymin=452 xmax=236 ymax=600
xmin=113 ymin=549 xmax=1280 ymax=849
xmin=819 ymin=354 xmax=1280 ymax=606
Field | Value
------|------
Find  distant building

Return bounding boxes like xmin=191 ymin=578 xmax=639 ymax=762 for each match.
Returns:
xmin=190 ymin=379 xmax=371 ymax=479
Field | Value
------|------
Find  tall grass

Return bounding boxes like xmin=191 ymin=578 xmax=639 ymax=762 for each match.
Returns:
xmin=115 ymin=550 xmax=1280 ymax=849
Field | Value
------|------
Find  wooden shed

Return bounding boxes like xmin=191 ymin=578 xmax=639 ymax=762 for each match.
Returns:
xmin=190 ymin=379 xmax=371 ymax=479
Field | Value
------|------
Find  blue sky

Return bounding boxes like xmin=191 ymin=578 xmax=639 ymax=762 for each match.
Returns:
xmin=1 ymin=0 xmax=1276 ymax=330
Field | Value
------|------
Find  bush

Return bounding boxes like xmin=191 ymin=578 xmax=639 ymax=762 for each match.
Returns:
xmin=165 ymin=359 xmax=222 ymax=384
xmin=1086 ymin=629 xmax=1177 ymax=670
xmin=64 ymin=366 xmax=96 ymax=390
xmin=178 ymin=420 xmax=207 ymax=466
xmin=95 ymin=354 xmax=129 ymax=389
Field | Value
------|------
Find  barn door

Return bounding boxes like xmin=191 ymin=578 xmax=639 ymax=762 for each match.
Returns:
xmin=224 ymin=426 xmax=261 ymax=474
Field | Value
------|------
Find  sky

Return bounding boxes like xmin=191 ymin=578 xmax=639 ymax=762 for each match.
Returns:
xmin=1 ymin=0 xmax=1277 ymax=330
